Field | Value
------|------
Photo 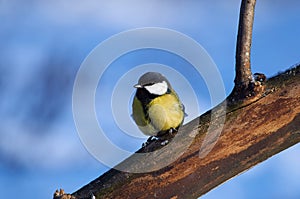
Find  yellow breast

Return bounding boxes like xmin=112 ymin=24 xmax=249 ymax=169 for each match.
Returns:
xmin=148 ymin=93 xmax=184 ymax=131
xmin=132 ymin=92 xmax=184 ymax=136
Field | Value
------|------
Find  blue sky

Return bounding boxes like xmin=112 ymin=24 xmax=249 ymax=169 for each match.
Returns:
xmin=1 ymin=1 xmax=300 ymax=198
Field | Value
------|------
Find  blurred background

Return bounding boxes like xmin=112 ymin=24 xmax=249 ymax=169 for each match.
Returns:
xmin=1 ymin=0 xmax=300 ymax=198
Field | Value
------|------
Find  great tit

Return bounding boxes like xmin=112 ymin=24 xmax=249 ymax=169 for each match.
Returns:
xmin=132 ymin=72 xmax=185 ymax=138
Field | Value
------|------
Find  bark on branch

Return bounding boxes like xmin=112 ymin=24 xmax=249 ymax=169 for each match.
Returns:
xmin=71 ymin=66 xmax=300 ymax=199
xmin=232 ymin=0 xmax=258 ymax=101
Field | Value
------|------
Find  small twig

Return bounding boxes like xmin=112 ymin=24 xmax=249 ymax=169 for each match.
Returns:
xmin=233 ymin=0 xmax=257 ymax=100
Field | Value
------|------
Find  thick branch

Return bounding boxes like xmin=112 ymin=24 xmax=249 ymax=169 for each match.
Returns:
xmin=72 ymin=66 xmax=300 ymax=199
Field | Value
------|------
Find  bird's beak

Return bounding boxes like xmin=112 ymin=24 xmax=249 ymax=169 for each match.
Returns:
xmin=134 ymin=84 xmax=142 ymax=88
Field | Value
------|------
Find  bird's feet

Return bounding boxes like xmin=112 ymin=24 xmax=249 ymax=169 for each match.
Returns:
xmin=142 ymin=128 xmax=179 ymax=148
xmin=142 ymin=136 xmax=158 ymax=147
xmin=160 ymin=139 xmax=169 ymax=146
xmin=168 ymin=127 xmax=178 ymax=135
xmin=142 ymin=136 xmax=170 ymax=147
xmin=159 ymin=128 xmax=177 ymax=146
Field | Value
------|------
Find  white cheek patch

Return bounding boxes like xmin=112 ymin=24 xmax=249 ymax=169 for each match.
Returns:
xmin=145 ymin=81 xmax=168 ymax=95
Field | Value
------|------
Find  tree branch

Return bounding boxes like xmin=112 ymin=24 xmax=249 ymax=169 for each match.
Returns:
xmin=232 ymin=0 xmax=258 ymax=101
xmin=71 ymin=66 xmax=300 ymax=199
xmin=235 ymin=0 xmax=256 ymax=84
xmin=54 ymin=1 xmax=300 ymax=198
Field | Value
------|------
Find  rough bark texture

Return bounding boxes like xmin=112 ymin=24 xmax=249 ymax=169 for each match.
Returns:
xmin=71 ymin=65 xmax=300 ymax=199
xmin=233 ymin=0 xmax=257 ymax=100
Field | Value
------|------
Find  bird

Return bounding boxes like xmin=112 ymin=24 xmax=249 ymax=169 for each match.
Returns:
xmin=132 ymin=72 xmax=185 ymax=144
